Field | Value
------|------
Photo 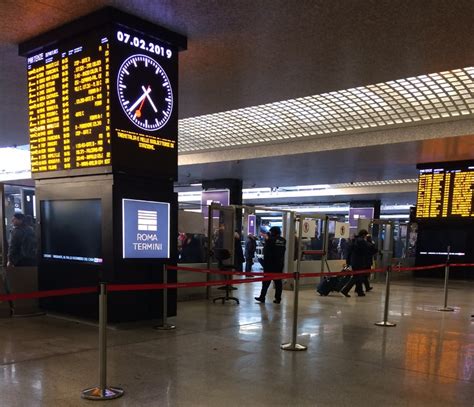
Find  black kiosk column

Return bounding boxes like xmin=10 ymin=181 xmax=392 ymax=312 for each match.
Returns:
xmin=19 ymin=8 xmax=187 ymax=322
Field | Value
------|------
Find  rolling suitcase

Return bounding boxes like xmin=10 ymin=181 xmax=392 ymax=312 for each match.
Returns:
xmin=317 ymin=277 xmax=338 ymax=296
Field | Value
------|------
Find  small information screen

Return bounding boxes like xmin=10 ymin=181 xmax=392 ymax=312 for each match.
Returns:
xmin=27 ymin=32 xmax=111 ymax=173
xmin=416 ymin=161 xmax=474 ymax=219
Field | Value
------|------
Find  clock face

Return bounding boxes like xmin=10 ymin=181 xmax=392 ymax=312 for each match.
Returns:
xmin=117 ymin=54 xmax=173 ymax=131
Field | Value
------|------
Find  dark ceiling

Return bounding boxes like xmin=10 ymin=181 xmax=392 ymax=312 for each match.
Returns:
xmin=1 ymin=1 xmax=473 ymax=205
xmin=2 ymin=0 xmax=474 ymax=148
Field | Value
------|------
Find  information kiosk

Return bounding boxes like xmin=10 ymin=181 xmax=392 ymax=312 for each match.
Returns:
xmin=19 ymin=7 xmax=187 ymax=321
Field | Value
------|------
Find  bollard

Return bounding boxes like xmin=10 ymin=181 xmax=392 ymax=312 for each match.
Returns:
xmin=82 ymin=283 xmax=124 ymax=400
xmin=155 ymin=264 xmax=176 ymax=330
xmin=375 ymin=266 xmax=396 ymax=327
xmin=439 ymin=246 xmax=454 ymax=312
xmin=281 ymin=271 xmax=307 ymax=351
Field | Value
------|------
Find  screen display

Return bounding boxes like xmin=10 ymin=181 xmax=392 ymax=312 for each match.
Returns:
xmin=416 ymin=226 xmax=466 ymax=257
xmin=27 ymin=30 xmax=111 ymax=173
xmin=416 ymin=161 xmax=474 ymax=219
xmin=25 ymin=21 xmax=178 ymax=179
xmin=41 ymin=199 xmax=103 ymax=263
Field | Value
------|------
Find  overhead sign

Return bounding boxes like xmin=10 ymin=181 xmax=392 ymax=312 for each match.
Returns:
xmin=122 ymin=198 xmax=170 ymax=259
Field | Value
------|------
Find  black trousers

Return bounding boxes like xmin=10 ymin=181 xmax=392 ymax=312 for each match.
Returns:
xmin=245 ymin=258 xmax=253 ymax=273
xmin=342 ymin=274 xmax=364 ymax=295
xmin=259 ymin=278 xmax=282 ymax=301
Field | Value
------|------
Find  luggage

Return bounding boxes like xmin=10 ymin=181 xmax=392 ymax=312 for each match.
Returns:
xmin=316 ymin=275 xmax=352 ymax=296
xmin=317 ymin=277 xmax=338 ymax=296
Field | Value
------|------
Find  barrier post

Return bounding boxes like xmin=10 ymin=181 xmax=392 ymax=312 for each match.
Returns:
xmin=375 ymin=265 xmax=396 ymax=327
xmin=82 ymin=283 xmax=124 ymax=400
xmin=281 ymin=271 xmax=307 ymax=351
xmin=439 ymin=246 xmax=454 ymax=312
xmin=155 ymin=264 xmax=176 ymax=330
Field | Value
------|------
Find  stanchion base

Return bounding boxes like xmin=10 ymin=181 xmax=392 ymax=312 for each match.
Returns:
xmin=438 ymin=307 xmax=455 ymax=312
xmin=280 ymin=342 xmax=307 ymax=351
xmin=154 ymin=323 xmax=176 ymax=330
xmin=81 ymin=386 xmax=124 ymax=400
xmin=374 ymin=321 xmax=396 ymax=327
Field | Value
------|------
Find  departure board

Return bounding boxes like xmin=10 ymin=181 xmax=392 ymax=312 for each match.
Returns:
xmin=27 ymin=32 xmax=111 ymax=173
xmin=416 ymin=161 xmax=474 ymax=218
xmin=20 ymin=8 xmax=186 ymax=180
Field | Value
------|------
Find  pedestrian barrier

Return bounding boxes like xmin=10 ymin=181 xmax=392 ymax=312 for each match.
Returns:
xmin=0 ymin=260 xmax=472 ymax=401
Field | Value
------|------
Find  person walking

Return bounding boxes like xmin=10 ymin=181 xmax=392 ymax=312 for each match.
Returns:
xmin=341 ymin=229 xmax=377 ymax=297
xmin=244 ymin=234 xmax=257 ymax=274
xmin=255 ymin=226 xmax=286 ymax=304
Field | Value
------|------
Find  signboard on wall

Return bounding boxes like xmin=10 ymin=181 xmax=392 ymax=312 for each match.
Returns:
xmin=122 ymin=198 xmax=170 ymax=258
xmin=334 ymin=222 xmax=350 ymax=239
xmin=247 ymin=214 xmax=256 ymax=236
xmin=349 ymin=207 xmax=374 ymax=231
xmin=201 ymin=189 xmax=230 ymax=218
xmin=301 ymin=218 xmax=316 ymax=239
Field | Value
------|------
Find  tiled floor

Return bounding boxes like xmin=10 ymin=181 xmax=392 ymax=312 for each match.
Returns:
xmin=1 ymin=277 xmax=473 ymax=406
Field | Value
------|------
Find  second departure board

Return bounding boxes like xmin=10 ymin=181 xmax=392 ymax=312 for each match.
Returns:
xmin=20 ymin=9 xmax=186 ymax=180
xmin=416 ymin=161 xmax=474 ymax=219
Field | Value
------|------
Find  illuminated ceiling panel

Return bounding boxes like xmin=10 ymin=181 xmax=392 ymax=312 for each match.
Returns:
xmin=178 ymin=67 xmax=474 ymax=153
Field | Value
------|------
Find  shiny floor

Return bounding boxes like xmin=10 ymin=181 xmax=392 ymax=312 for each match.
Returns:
xmin=1 ymin=278 xmax=473 ymax=407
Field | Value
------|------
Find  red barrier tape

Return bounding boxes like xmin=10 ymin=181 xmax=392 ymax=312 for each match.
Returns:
xmin=395 ymin=264 xmax=445 ymax=272
xmin=301 ymin=267 xmax=385 ymax=279
xmin=301 ymin=250 xmax=326 ymax=255
xmin=166 ymin=265 xmax=280 ymax=278
xmin=449 ymin=263 xmax=474 ymax=268
xmin=1 ymin=263 xmax=473 ymax=302
xmin=108 ymin=272 xmax=294 ymax=292
xmin=0 ymin=286 xmax=97 ymax=302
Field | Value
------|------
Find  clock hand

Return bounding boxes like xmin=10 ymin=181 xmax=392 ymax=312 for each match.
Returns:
xmin=135 ymin=86 xmax=150 ymax=118
xmin=141 ymin=85 xmax=158 ymax=113
xmin=128 ymin=87 xmax=152 ymax=112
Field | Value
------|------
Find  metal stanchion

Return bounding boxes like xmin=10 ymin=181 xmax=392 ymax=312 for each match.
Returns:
xmin=375 ymin=266 xmax=396 ymax=327
xmin=155 ymin=264 xmax=176 ymax=330
xmin=439 ymin=246 xmax=454 ymax=312
xmin=281 ymin=271 xmax=307 ymax=351
xmin=82 ymin=283 xmax=124 ymax=400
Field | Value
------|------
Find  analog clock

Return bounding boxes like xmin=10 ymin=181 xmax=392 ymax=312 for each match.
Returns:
xmin=117 ymin=54 xmax=173 ymax=131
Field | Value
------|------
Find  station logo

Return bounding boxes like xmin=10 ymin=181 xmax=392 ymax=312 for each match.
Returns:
xmin=123 ymin=199 xmax=170 ymax=259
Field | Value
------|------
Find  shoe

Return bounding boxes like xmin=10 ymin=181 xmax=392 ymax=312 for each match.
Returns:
xmin=254 ymin=297 xmax=265 ymax=303
xmin=340 ymin=291 xmax=351 ymax=298
xmin=357 ymin=293 xmax=366 ymax=297
xmin=366 ymin=287 xmax=373 ymax=292
xmin=273 ymin=299 xmax=281 ymax=304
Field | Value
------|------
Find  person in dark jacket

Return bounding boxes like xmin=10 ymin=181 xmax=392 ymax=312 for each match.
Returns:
xmin=7 ymin=213 xmax=37 ymax=267
xmin=234 ymin=231 xmax=245 ymax=272
xmin=244 ymin=234 xmax=257 ymax=273
xmin=341 ymin=229 xmax=377 ymax=297
xmin=255 ymin=226 xmax=286 ymax=304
